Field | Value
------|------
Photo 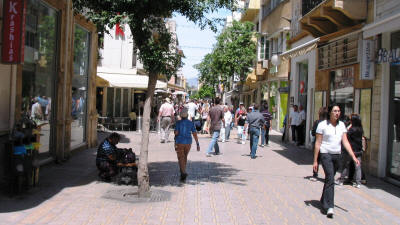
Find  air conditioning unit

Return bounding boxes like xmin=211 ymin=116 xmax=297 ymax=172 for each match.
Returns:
xmin=262 ymin=60 xmax=269 ymax=69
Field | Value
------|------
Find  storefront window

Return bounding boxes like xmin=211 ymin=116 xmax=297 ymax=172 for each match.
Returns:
xmin=298 ymin=63 xmax=308 ymax=109
xmin=314 ymin=91 xmax=324 ymax=122
xmin=388 ymin=31 xmax=400 ymax=178
xmin=330 ymin=67 xmax=354 ymax=118
xmin=359 ymin=89 xmax=371 ymax=139
xmin=22 ymin=0 xmax=59 ymax=154
xmin=71 ymin=24 xmax=90 ymax=147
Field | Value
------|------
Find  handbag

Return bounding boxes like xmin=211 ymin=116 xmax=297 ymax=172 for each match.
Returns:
xmin=362 ymin=136 xmax=367 ymax=152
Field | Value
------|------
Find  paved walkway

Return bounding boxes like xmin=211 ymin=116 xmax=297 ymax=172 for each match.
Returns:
xmin=1 ymin=129 xmax=400 ymax=225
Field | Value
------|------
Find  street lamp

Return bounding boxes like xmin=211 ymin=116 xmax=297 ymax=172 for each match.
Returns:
xmin=271 ymin=53 xmax=281 ymax=66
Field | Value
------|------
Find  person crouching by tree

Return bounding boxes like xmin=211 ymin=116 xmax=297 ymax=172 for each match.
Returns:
xmin=96 ymin=132 xmax=121 ymax=182
xmin=174 ymin=108 xmax=200 ymax=181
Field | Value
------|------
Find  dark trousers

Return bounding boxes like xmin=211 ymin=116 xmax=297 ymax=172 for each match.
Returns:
xmin=291 ymin=125 xmax=297 ymax=142
xmin=264 ymin=127 xmax=270 ymax=144
xmin=281 ymin=125 xmax=286 ymax=142
xmin=96 ymin=161 xmax=117 ymax=179
xmin=297 ymin=124 xmax=305 ymax=145
xmin=320 ymin=153 xmax=341 ymax=210
xmin=130 ymin=120 xmax=136 ymax=131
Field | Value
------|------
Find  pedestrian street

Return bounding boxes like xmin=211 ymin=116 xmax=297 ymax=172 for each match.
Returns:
xmin=1 ymin=130 xmax=400 ymax=225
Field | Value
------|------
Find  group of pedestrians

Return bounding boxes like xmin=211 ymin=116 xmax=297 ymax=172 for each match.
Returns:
xmin=97 ymin=98 xmax=369 ymax=220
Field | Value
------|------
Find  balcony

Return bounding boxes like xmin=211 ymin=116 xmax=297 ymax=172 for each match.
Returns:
xmin=262 ymin=0 xmax=286 ymax=20
xmin=300 ymin=0 xmax=367 ymax=37
xmin=240 ymin=0 xmax=260 ymax=22
xmin=302 ymin=0 xmax=324 ymax=16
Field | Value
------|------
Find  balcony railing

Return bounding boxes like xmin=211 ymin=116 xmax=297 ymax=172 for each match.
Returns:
xmin=302 ymin=0 xmax=324 ymax=16
xmin=262 ymin=0 xmax=285 ymax=20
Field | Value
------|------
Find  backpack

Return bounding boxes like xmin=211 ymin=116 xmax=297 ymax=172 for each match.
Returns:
xmin=117 ymin=148 xmax=136 ymax=164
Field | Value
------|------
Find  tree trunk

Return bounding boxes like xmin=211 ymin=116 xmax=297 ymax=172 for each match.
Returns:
xmin=138 ymin=72 xmax=158 ymax=197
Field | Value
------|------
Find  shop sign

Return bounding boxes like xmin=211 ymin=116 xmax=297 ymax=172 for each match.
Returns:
xmin=361 ymin=40 xmax=375 ymax=80
xmin=376 ymin=48 xmax=400 ymax=64
xmin=2 ymin=0 xmax=26 ymax=63
xmin=278 ymin=87 xmax=289 ymax=93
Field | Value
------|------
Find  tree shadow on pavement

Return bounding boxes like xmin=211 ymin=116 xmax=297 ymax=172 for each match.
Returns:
xmin=148 ymin=161 xmax=246 ymax=187
xmin=0 ymin=147 xmax=100 ymax=213
xmin=0 ymin=131 xmax=130 ymax=213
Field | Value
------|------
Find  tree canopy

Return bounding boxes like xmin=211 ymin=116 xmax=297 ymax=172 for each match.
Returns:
xmin=72 ymin=0 xmax=235 ymax=196
xmin=196 ymin=20 xmax=257 ymax=89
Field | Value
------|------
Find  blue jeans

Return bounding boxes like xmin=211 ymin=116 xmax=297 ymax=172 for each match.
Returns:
xmin=261 ymin=127 xmax=265 ymax=145
xmin=207 ymin=130 xmax=220 ymax=154
xmin=225 ymin=125 xmax=231 ymax=140
xmin=249 ymin=127 xmax=260 ymax=158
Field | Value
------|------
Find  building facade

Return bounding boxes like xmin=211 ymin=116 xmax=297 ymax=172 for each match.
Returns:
xmin=362 ymin=0 xmax=400 ymax=182
xmin=0 ymin=0 xmax=98 ymax=184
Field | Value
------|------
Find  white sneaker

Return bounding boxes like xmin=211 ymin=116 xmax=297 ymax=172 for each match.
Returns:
xmin=206 ymin=153 xmax=212 ymax=157
xmin=222 ymin=140 xmax=225 ymax=143
xmin=241 ymin=141 xmax=245 ymax=145
xmin=327 ymin=208 xmax=334 ymax=218
xmin=353 ymin=183 xmax=361 ymax=188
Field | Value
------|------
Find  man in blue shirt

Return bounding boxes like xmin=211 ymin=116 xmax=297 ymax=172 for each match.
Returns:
xmin=96 ymin=132 xmax=120 ymax=181
xmin=174 ymin=108 xmax=200 ymax=181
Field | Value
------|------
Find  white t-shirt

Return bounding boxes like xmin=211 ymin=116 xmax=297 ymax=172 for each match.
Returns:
xmin=187 ymin=102 xmax=197 ymax=117
xmin=299 ymin=110 xmax=306 ymax=124
xmin=290 ymin=111 xmax=300 ymax=126
xmin=224 ymin=111 xmax=232 ymax=127
xmin=316 ymin=120 xmax=347 ymax=154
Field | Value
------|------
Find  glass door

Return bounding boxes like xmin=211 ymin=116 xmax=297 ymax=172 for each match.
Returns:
xmin=388 ymin=31 xmax=400 ymax=178
xmin=22 ymin=0 xmax=59 ymax=155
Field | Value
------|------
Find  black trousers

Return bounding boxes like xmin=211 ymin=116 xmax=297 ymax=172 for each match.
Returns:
xmin=297 ymin=124 xmax=305 ymax=145
xmin=291 ymin=125 xmax=297 ymax=142
xmin=264 ymin=127 xmax=270 ymax=144
xmin=320 ymin=153 xmax=341 ymax=210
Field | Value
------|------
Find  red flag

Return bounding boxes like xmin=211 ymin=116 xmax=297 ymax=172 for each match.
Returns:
xmin=115 ymin=13 xmax=124 ymax=37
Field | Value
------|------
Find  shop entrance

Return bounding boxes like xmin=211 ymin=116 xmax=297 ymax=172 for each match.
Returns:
xmin=21 ymin=0 xmax=59 ymax=156
xmin=387 ymin=31 xmax=400 ymax=178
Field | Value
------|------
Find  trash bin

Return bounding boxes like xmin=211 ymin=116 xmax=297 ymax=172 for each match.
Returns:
xmin=136 ymin=116 xmax=142 ymax=132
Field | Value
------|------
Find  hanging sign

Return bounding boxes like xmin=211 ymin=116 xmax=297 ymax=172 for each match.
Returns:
xmin=2 ymin=0 xmax=26 ymax=63
xmin=361 ymin=40 xmax=375 ymax=80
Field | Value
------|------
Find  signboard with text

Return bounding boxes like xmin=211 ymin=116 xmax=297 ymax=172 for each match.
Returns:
xmin=361 ymin=40 xmax=375 ymax=80
xmin=2 ymin=0 xmax=26 ymax=63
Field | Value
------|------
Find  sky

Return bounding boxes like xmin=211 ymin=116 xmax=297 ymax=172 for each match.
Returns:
xmin=173 ymin=9 xmax=232 ymax=87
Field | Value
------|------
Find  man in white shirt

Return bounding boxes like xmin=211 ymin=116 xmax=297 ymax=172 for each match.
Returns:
xmin=289 ymin=105 xmax=299 ymax=143
xmin=187 ymin=99 xmax=198 ymax=121
xmin=158 ymin=98 xmax=175 ymax=143
xmin=31 ymin=98 xmax=43 ymax=120
xmin=297 ymin=105 xmax=306 ymax=146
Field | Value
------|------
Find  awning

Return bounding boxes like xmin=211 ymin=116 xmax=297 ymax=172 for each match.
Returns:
xmin=97 ymin=73 xmax=167 ymax=89
xmin=363 ymin=13 xmax=400 ymax=38
xmin=281 ymin=38 xmax=319 ymax=61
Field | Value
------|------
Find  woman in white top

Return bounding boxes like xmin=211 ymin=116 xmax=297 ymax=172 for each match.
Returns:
xmin=313 ymin=104 xmax=359 ymax=218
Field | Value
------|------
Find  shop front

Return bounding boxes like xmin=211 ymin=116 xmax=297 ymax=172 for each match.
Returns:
xmin=359 ymin=0 xmax=400 ymax=180
xmin=0 ymin=0 xmax=98 ymax=171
